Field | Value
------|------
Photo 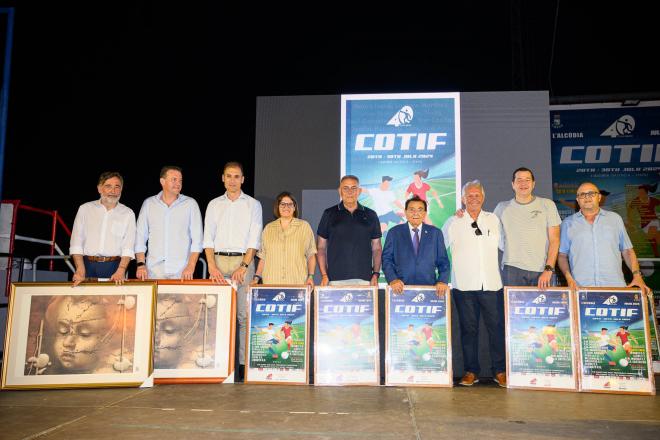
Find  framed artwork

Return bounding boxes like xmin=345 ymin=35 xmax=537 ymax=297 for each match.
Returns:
xmin=646 ymin=293 xmax=660 ymax=374
xmin=576 ymin=288 xmax=655 ymax=395
xmin=504 ymin=287 xmax=578 ymax=391
xmin=2 ymin=282 xmax=156 ymax=390
xmin=385 ymin=286 xmax=452 ymax=387
xmin=153 ymin=280 xmax=236 ymax=384
xmin=314 ymin=286 xmax=379 ymax=386
xmin=245 ymin=285 xmax=310 ymax=384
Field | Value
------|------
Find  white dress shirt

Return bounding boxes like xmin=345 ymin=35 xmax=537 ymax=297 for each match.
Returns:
xmin=442 ymin=210 xmax=503 ymax=291
xmin=203 ymin=191 xmax=263 ymax=252
xmin=69 ymin=200 xmax=136 ymax=258
xmin=135 ymin=192 xmax=203 ymax=275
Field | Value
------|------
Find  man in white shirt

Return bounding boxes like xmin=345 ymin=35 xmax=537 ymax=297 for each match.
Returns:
xmin=442 ymin=180 xmax=506 ymax=387
xmin=203 ymin=161 xmax=262 ymax=380
xmin=70 ymin=172 xmax=136 ymax=286
xmin=135 ymin=166 xmax=203 ymax=280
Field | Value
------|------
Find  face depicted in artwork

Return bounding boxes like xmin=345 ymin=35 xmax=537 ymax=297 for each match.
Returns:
xmin=49 ymin=297 xmax=111 ymax=373
xmin=154 ymin=298 xmax=193 ymax=369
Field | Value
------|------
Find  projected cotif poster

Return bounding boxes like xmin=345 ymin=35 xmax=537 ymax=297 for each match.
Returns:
xmin=342 ymin=93 xmax=461 ymax=235
xmin=550 ymin=103 xmax=660 ymax=259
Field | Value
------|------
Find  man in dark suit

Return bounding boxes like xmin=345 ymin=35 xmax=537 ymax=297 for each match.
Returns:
xmin=382 ymin=196 xmax=450 ymax=296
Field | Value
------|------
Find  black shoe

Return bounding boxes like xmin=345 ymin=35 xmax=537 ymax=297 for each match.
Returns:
xmin=238 ymin=364 xmax=245 ymax=382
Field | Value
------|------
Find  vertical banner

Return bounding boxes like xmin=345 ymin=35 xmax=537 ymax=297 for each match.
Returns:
xmin=550 ymin=103 xmax=660 ymax=259
xmin=576 ymin=288 xmax=655 ymax=395
xmin=245 ymin=286 xmax=310 ymax=384
xmin=314 ymin=286 xmax=379 ymax=386
xmin=385 ymin=287 xmax=452 ymax=387
xmin=342 ymin=93 xmax=461 ymax=237
xmin=504 ymin=288 xmax=577 ymax=391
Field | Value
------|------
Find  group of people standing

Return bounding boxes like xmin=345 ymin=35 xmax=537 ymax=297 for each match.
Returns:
xmin=69 ymin=163 xmax=652 ymax=384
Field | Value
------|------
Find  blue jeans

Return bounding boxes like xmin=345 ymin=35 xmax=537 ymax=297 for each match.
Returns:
xmin=453 ymin=289 xmax=505 ymax=375
xmin=502 ymin=264 xmax=555 ymax=287
xmin=83 ymin=259 xmax=120 ymax=278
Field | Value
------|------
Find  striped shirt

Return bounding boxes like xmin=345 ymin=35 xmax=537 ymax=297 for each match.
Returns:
xmin=258 ymin=218 xmax=317 ymax=284
xmin=494 ymin=196 xmax=561 ymax=272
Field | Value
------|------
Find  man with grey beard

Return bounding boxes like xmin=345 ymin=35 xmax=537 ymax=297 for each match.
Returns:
xmin=70 ymin=171 xmax=136 ymax=286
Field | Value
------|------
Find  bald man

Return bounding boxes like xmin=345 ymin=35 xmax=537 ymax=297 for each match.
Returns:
xmin=557 ymin=182 xmax=650 ymax=294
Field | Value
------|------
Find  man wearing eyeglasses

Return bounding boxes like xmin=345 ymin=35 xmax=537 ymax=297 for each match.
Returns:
xmin=317 ymin=175 xmax=382 ymax=286
xmin=442 ymin=180 xmax=506 ymax=387
xmin=382 ymin=196 xmax=450 ymax=297
xmin=557 ymin=182 xmax=651 ymax=294
xmin=494 ymin=167 xmax=561 ymax=289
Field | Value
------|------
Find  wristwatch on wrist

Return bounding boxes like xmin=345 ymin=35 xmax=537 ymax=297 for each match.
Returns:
xmin=136 ymin=262 xmax=145 ymax=267
xmin=632 ymin=270 xmax=642 ymax=276
xmin=543 ymin=265 xmax=555 ymax=273
xmin=240 ymin=262 xmax=249 ymax=268
xmin=371 ymin=271 xmax=381 ymax=278
xmin=307 ymin=274 xmax=315 ymax=279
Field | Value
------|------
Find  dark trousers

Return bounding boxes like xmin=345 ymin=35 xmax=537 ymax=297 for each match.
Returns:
xmin=83 ymin=259 xmax=120 ymax=278
xmin=453 ymin=288 xmax=505 ymax=375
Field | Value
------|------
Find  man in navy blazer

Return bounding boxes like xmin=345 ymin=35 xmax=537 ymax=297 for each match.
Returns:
xmin=382 ymin=196 xmax=450 ymax=296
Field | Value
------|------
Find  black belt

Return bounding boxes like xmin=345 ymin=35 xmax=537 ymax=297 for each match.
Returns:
xmin=214 ymin=251 xmax=245 ymax=256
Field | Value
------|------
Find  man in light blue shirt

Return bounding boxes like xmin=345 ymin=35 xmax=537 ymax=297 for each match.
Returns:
xmin=135 ymin=166 xmax=203 ymax=279
xmin=557 ymin=182 xmax=650 ymax=294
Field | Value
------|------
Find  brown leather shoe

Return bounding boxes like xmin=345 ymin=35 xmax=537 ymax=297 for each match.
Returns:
xmin=493 ymin=372 xmax=507 ymax=388
xmin=459 ymin=371 xmax=479 ymax=386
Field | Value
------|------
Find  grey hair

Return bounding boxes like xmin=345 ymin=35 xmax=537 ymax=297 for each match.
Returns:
xmin=461 ymin=180 xmax=485 ymax=198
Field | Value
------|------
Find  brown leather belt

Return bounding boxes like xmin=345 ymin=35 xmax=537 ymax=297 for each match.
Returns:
xmin=84 ymin=255 xmax=121 ymax=262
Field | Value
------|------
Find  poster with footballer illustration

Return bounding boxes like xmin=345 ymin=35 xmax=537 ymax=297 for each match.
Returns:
xmin=314 ymin=286 xmax=379 ymax=386
xmin=576 ymin=288 xmax=655 ymax=395
xmin=385 ymin=286 xmax=452 ymax=387
xmin=504 ymin=287 xmax=578 ymax=391
xmin=246 ymin=286 xmax=310 ymax=384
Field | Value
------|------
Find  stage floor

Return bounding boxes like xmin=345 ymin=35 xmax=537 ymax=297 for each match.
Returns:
xmin=1 ymin=381 xmax=659 ymax=439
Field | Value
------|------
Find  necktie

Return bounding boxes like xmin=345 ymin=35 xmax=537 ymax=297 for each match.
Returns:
xmin=413 ymin=227 xmax=420 ymax=255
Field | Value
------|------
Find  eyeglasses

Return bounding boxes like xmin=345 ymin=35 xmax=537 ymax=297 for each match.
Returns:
xmin=279 ymin=202 xmax=295 ymax=208
xmin=471 ymin=221 xmax=483 ymax=236
xmin=341 ymin=186 xmax=359 ymax=193
xmin=576 ymin=191 xmax=599 ymax=199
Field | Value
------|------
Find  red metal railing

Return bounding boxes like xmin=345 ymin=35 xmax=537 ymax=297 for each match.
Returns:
xmin=2 ymin=199 xmax=71 ymax=296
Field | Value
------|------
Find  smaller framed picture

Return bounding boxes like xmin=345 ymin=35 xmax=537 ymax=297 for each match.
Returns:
xmin=646 ymin=294 xmax=660 ymax=374
xmin=576 ymin=288 xmax=655 ymax=395
xmin=245 ymin=285 xmax=311 ymax=384
xmin=504 ymin=287 xmax=578 ymax=391
xmin=153 ymin=280 xmax=236 ymax=384
xmin=2 ymin=282 xmax=156 ymax=390
xmin=385 ymin=286 xmax=452 ymax=387
xmin=314 ymin=286 xmax=379 ymax=386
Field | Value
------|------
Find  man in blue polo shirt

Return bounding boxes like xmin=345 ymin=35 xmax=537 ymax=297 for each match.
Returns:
xmin=317 ymin=175 xmax=382 ymax=286
xmin=557 ymin=182 xmax=651 ymax=294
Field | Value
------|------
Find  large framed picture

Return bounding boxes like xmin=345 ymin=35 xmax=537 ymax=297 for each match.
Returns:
xmin=385 ymin=286 xmax=452 ymax=387
xmin=504 ymin=287 xmax=578 ymax=391
xmin=245 ymin=285 xmax=310 ymax=384
xmin=314 ymin=286 xmax=379 ymax=386
xmin=576 ymin=288 xmax=655 ymax=395
xmin=153 ymin=280 xmax=236 ymax=384
xmin=2 ymin=282 xmax=156 ymax=390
